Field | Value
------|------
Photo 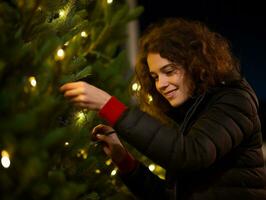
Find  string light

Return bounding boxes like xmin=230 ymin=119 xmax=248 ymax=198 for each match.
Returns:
xmin=95 ymin=169 xmax=101 ymax=174
xmin=81 ymin=31 xmax=88 ymax=38
xmin=148 ymin=164 xmax=156 ymax=172
xmin=111 ymin=168 xmax=117 ymax=176
xmin=107 ymin=0 xmax=113 ymax=4
xmin=64 ymin=142 xmax=69 ymax=146
xmin=1 ymin=150 xmax=10 ymax=168
xmin=75 ymin=111 xmax=86 ymax=126
xmin=59 ymin=10 xmax=66 ymax=18
xmin=105 ymin=159 xmax=112 ymax=166
xmin=132 ymin=82 xmax=141 ymax=91
xmin=64 ymin=41 xmax=69 ymax=46
xmin=56 ymin=48 xmax=65 ymax=60
xmin=77 ymin=149 xmax=88 ymax=159
xmin=28 ymin=76 xmax=37 ymax=87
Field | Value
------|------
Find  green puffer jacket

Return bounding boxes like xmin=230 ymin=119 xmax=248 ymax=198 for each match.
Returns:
xmin=114 ymin=79 xmax=266 ymax=200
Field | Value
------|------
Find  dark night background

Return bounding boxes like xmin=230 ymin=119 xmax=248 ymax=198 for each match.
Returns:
xmin=137 ymin=0 xmax=266 ymax=140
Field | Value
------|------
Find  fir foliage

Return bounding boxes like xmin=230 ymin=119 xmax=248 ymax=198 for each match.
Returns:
xmin=0 ymin=0 xmax=143 ymax=199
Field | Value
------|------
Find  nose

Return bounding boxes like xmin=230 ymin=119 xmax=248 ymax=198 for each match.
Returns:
xmin=156 ymin=75 xmax=169 ymax=91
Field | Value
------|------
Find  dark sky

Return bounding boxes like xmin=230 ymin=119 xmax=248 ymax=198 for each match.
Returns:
xmin=137 ymin=0 xmax=266 ymax=101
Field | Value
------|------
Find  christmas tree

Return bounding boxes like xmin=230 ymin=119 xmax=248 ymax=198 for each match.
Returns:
xmin=0 ymin=0 xmax=143 ymax=199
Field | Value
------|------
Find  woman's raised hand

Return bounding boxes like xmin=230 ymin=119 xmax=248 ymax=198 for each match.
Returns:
xmin=60 ymin=81 xmax=111 ymax=111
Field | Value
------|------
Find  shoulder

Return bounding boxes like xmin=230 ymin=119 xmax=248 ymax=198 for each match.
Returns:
xmin=206 ymin=79 xmax=259 ymax=117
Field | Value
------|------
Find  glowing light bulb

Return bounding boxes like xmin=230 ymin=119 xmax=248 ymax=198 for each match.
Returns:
xmin=105 ymin=159 xmax=112 ymax=166
xmin=81 ymin=31 xmax=88 ymax=38
xmin=56 ymin=49 xmax=65 ymax=60
xmin=75 ymin=111 xmax=86 ymax=126
xmin=95 ymin=169 xmax=101 ymax=174
xmin=64 ymin=142 xmax=69 ymax=146
xmin=111 ymin=168 xmax=117 ymax=176
xmin=132 ymin=82 xmax=141 ymax=91
xmin=59 ymin=10 xmax=66 ymax=17
xmin=149 ymin=164 xmax=156 ymax=172
xmin=28 ymin=76 xmax=37 ymax=87
xmin=1 ymin=150 xmax=10 ymax=168
xmin=107 ymin=0 xmax=113 ymax=4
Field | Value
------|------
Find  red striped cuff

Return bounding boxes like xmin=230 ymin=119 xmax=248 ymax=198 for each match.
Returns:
xmin=99 ymin=96 xmax=127 ymax=126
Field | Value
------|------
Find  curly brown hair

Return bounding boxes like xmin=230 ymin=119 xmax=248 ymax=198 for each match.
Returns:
xmin=132 ymin=18 xmax=241 ymax=123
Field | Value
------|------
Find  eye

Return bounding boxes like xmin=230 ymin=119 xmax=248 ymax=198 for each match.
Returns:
xmin=163 ymin=64 xmax=182 ymax=76
xmin=163 ymin=66 xmax=175 ymax=76
xmin=165 ymin=69 xmax=174 ymax=75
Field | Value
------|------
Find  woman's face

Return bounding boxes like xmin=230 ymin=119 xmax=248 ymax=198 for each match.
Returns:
xmin=147 ymin=53 xmax=191 ymax=107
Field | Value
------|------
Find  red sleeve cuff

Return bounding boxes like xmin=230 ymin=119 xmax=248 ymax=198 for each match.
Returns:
xmin=115 ymin=152 xmax=138 ymax=174
xmin=98 ymin=96 xmax=127 ymax=126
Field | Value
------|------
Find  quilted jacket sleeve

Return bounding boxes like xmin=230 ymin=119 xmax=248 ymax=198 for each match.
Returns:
xmin=114 ymin=88 xmax=259 ymax=174
xmin=119 ymin=163 xmax=172 ymax=199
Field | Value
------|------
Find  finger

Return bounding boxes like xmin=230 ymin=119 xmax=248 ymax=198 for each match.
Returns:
xmin=91 ymin=125 xmax=105 ymax=141
xmin=92 ymin=124 xmax=105 ymax=134
xmin=73 ymin=102 xmax=89 ymax=108
xmin=92 ymin=125 xmax=115 ymax=135
xmin=60 ymin=82 xmax=77 ymax=92
xmin=60 ymin=81 xmax=87 ymax=92
xmin=64 ymin=88 xmax=84 ymax=98
xmin=96 ymin=134 xmax=108 ymax=142
xmin=69 ymin=95 xmax=86 ymax=103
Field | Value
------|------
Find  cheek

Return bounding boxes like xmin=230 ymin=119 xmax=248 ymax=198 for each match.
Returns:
xmin=155 ymin=82 xmax=161 ymax=93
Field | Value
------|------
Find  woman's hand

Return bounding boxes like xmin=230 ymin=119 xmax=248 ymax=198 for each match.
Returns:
xmin=92 ymin=124 xmax=128 ymax=164
xmin=60 ymin=81 xmax=111 ymax=111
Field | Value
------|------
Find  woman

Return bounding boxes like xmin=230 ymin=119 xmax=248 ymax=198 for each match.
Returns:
xmin=60 ymin=18 xmax=266 ymax=199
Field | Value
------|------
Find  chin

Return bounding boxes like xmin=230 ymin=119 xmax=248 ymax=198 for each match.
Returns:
xmin=169 ymin=98 xmax=187 ymax=107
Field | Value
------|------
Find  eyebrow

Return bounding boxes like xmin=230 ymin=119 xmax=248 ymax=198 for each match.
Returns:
xmin=149 ymin=63 xmax=176 ymax=74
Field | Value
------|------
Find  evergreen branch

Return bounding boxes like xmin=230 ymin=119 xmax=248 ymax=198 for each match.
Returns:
xmin=83 ymin=24 xmax=110 ymax=56
xmin=21 ymin=1 xmax=41 ymax=42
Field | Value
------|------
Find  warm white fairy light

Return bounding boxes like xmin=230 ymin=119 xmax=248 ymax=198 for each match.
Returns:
xmin=75 ymin=111 xmax=86 ymax=126
xmin=95 ymin=169 xmax=101 ymax=174
xmin=111 ymin=168 xmax=117 ymax=176
xmin=76 ymin=149 xmax=87 ymax=159
xmin=28 ymin=76 xmax=37 ymax=87
xmin=81 ymin=149 xmax=87 ymax=159
xmin=56 ymin=48 xmax=65 ymax=60
xmin=1 ymin=150 xmax=10 ymax=168
xmin=64 ymin=142 xmax=69 ymax=146
xmin=132 ymin=82 xmax=141 ymax=91
xmin=148 ymin=164 xmax=156 ymax=172
xmin=64 ymin=41 xmax=69 ymax=46
xmin=105 ymin=159 xmax=112 ymax=166
xmin=59 ymin=10 xmax=66 ymax=18
xmin=81 ymin=31 xmax=88 ymax=38
xmin=107 ymin=0 xmax=113 ymax=4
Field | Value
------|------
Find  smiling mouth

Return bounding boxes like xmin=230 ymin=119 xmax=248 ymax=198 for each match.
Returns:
xmin=164 ymin=89 xmax=177 ymax=98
